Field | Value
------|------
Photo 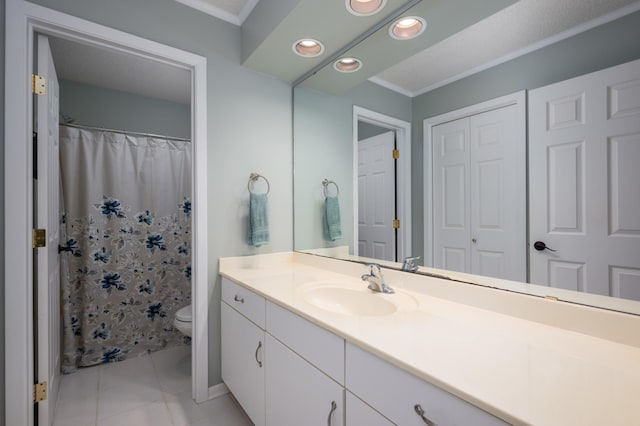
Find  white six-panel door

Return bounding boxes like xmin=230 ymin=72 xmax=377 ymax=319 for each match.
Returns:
xmin=432 ymin=104 xmax=526 ymax=281
xmin=358 ymin=131 xmax=396 ymax=261
xmin=36 ymin=34 xmax=61 ymax=426
xmin=529 ymin=59 xmax=640 ymax=300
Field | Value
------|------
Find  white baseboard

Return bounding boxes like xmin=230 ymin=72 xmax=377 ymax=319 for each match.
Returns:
xmin=208 ymin=382 xmax=230 ymax=400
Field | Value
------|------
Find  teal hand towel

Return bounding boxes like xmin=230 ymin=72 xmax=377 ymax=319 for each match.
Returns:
xmin=248 ymin=193 xmax=269 ymax=247
xmin=324 ymin=196 xmax=342 ymax=241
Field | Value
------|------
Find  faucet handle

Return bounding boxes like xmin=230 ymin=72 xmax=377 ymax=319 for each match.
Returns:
xmin=365 ymin=263 xmax=383 ymax=276
xmin=402 ymin=256 xmax=420 ymax=272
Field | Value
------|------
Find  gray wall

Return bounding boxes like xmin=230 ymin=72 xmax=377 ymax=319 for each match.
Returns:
xmin=6 ymin=0 xmax=293 ymax=392
xmin=294 ymin=80 xmax=411 ymax=253
xmin=411 ymin=10 xmax=640 ymax=264
xmin=59 ymin=79 xmax=191 ymax=139
xmin=1 ymin=0 xmax=5 ymax=420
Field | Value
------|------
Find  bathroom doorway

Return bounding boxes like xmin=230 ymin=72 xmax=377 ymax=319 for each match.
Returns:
xmin=353 ymin=106 xmax=412 ymax=262
xmin=5 ymin=2 xmax=209 ymax=424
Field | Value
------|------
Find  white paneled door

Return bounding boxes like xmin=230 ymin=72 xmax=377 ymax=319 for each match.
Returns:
xmin=35 ymin=34 xmax=61 ymax=426
xmin=432 ymin=104 xmax=526 ymax=281
xmin=529 ymin=59 xmax=640 ymax=300
xmin=358 ymin=131 xmax=396 ymax=261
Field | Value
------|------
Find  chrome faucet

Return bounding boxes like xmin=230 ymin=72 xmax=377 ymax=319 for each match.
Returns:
xmin=401 ymin=256 xmax=420 ymax=272
xmin=361 ymin=264 xmax=394 ymax=294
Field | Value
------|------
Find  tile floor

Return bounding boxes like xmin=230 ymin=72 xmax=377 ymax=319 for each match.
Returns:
xmin=53 ymin=346 xmax=253 ymax=426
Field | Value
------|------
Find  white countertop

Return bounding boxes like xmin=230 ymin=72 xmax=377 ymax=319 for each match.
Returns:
xmin=219 ymin=252 xmax=640 ymax=426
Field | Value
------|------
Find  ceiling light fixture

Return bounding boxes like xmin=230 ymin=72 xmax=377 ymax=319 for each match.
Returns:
xmin=333 ymin=57 xmax=362 ymax=73
xmin=346 ymin=0 xmax=387 ymax=16
xmin=292 ymin=39 xmax=325 ymax=57
xmin=389 ymin=16 xmax=426 ymax=40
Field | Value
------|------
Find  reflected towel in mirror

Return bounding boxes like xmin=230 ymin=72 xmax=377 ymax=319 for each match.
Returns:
xmin=324 ymin=196 xmax=342 ymax=241
xmin=248 ymin=192 xmax=269 ymax=246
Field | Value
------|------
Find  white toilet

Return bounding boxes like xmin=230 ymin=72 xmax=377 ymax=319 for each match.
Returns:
xmin=174 ymin=304 xmax=192 ymax=337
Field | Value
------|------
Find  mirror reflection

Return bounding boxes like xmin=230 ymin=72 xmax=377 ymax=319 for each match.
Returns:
xmin=293 ymin=2 xmax=640 ymax=314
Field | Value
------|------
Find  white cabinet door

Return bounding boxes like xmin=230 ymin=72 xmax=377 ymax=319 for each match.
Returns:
xmin=265 ymin=334 xmax=344 ymax=426
xmin=221 ymin=302 xmax=265 ymax=426
xmin=346 ymin=391 xmax=394 ymax=426
xmin=529 ymin=58 xmax=640 ymax=299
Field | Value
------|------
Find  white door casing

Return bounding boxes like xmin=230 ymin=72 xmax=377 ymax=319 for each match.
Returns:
xmin=529 ymin=59 xmax=640 ymax=300
xmin=425 ymin=91 xmax=526 ymax=281
xmin=358 ymin=131 xmax=396 ymax=261
xmin=35 ymin=34 xmax=61 ymax=426
xmin=5 ymin=2 xmax=209 ymax=424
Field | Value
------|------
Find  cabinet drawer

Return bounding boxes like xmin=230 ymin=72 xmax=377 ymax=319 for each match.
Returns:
xmin=266 ymin=301 xmax=344 ymax=384
xmin=222 ymin=277 xmax=265 ymax=329
xmin=346 ymin=343 xmax=508 ymax=426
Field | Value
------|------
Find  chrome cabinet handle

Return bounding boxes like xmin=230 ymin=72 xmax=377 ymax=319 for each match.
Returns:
xmin=234 ymin=295 xmax=245 ymax=303
xmin=255 ymin=341 xmax=262 ymax=367
xmin=414 ymin=404 xmax=436 ymax=426
xmin=327 ymin=401 xmax=337 ymax=426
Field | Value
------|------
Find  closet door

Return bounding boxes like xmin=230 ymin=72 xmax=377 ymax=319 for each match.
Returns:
xmin=470 ymin=105 xmax=526 ymax=281
xmin=529 ymin=59 xmax=640 ymax=299
xmin=432 ymin=117 xmax=471 ymax=273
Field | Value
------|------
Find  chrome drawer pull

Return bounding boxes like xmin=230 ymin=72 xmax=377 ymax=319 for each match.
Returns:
xmin=327 ymin=401 xmax=337 ymax=426
xmin=234 ymin=295 xmax=245 ymax=303
xmin=414 ymin=404 xmax=436 ymax=426
xmin=255 ymin=341 xmax=263 ymax=367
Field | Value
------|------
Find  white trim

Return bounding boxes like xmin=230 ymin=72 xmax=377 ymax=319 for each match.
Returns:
xmin=422 ymin=90 xmax=526 ymax=268
xmin=174 ymin=0 xmax=259 ymax=26
xmin=5 ymin=2 xmax=209 ymax=424
xmin=353 ymin=106 xmax=412 ymax=261
xmin=375 ymin=0 xmax=640 ymax=98
xmin=208 ymin=382 xmax=230 ymax=400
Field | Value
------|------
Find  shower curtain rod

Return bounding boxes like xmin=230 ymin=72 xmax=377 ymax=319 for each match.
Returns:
xmin=60 ymin=122 xmax=191 ymax=142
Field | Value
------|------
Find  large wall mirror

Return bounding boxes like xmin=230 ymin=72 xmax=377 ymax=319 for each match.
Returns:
xmin=293 ymin=1 xmax=640 ymax=315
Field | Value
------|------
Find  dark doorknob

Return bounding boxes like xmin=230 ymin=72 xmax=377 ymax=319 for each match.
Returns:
xmin=533 ymin=241 xmax=556 ymax=252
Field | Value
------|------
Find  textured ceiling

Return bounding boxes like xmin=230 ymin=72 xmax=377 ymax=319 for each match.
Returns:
xmin=49 ymin=37 xmax=191 ymax=105
xmin=374 ymin=0 xmax=640 ymax=96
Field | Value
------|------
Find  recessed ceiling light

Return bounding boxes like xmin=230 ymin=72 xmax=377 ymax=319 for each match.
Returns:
xmin=292 ymin=39 xmax=325 ymax=57
xmin=389 ymin=16 xmax=426 ymax=40
xmin=346 ymin=0 xmax=387 ymax=16
xmin=333 ymin=57 xmax=362 ymax=73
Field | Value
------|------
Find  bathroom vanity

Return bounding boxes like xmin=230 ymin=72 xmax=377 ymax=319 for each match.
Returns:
xmin=219 ymin=252 xmax=640 ymax=426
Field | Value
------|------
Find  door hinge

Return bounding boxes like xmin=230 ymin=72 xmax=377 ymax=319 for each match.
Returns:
xmin=32 ymin=229 xmax=46 ymax=248
xmin=393 ymin=219 xmax=400 ymax=229
xmin=392 ymin=149 xmax=399 ymax=159
xmin=33 ymin=381 xmax=47 ymax=403
xmin=32 ymin=74 xmax=46 ymax=95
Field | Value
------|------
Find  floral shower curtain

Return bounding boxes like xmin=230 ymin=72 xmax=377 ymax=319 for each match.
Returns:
xmin=59 ymin=125 xmax=192 ymax=372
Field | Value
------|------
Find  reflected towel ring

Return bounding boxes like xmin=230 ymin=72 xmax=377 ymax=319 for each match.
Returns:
xmin=248 ymin=173 xmax=270 ymax=194
xmin=322 ymin=179 xmax=339 ymax=197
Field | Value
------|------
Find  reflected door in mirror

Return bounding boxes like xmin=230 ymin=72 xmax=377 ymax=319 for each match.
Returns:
xmin=358 ymin=131 xmax=396 ymax=261
xmin=529 ymin=58 xmax=640 ymax=301
xmin=432 ymin=104 xmax=526 ymax=281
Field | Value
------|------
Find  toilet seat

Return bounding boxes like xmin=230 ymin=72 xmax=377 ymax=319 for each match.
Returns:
xmin=176 ymin=304 xmax=192 ymax=322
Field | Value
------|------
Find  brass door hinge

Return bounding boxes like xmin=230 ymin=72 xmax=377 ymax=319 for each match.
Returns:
xmin=33 ymin=381 xmax=47 ymax=403
xmin=32 ymin=74 xmax=46 ymax=95
xmin=393 ymin=219 xmax=400 ymax=229
xmin=33 ymin=229 xmax=46 ymax=248
xmin=392 ymin=149 xmax=399 ymax=159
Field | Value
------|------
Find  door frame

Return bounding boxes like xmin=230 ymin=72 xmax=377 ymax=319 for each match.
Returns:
xmin=353 ymin=106 xmax=412 ymax=261
xmin=423 ymin=91 xmax=526 ymax=268
xmin=5 ymin=1 xmax=209 ymax=424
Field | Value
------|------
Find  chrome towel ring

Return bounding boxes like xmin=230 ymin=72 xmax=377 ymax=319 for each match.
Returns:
xmin=322 ymin=179 xmax=339 ymax=197
xmin=248 ymin=173 xmax=270 ymax=194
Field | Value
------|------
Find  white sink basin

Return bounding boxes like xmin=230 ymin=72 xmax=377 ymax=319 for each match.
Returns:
xmin=299 ymin=280 xmax=417 ymax=317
